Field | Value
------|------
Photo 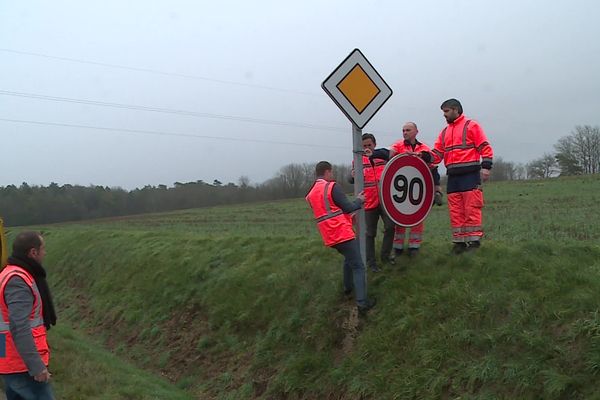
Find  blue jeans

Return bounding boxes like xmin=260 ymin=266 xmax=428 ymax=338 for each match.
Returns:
xmin=333 ymin=239 xmax=368 ymax=307
xmin=2 ymin=373 xmax=54 ymax=400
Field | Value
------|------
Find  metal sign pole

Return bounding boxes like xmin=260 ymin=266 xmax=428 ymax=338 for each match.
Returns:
xmin=322 ymin=48 xmax=392 ymax=284
xmin=352 ymin=124 xmax=367 ymax=269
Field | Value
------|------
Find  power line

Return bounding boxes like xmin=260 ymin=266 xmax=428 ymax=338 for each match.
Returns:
xmin=0 ymin=117 xmax=349 ymax=149
xmin=0 ymin=49 xmax=400 ymax=140
xmin=0 ymin=89 xmax=399 ymax=140
xmin=0 ymin=89 xmax=348 ymax=133
xmin=0 ymin=48 xmax=321 ymax=97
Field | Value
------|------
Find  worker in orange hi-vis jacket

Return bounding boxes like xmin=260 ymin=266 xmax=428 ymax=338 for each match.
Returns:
xmin=349 ymin=133 xmax=395 ymax=272
xmin=430 ymin=99 xmax=494 ymax=254
xmin=388 ymin=122 xmax=442 ymax=258
xmin=306 ymin=161 xmax=377 ymax=315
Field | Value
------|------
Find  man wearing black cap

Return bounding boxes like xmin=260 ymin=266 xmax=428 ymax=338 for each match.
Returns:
xmin=431 ymin=99 xmax=494 ymax=254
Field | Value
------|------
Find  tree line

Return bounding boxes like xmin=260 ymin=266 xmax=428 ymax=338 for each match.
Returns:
xmin=1 ymin=125 xmax=598 ymax=226
xmin=491 ymin=125 xmax=600 ymax=180
xmin=0 ymin=164 xmax=353 ymax=226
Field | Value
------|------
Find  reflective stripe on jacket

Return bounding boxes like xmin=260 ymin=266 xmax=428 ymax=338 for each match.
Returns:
xmin=431 ymin=115 xmax=493 ymax=175
xmin=0 ymin=265 xmax=49 ymax=374
xmin=305 ymin=179 xmax=355 ymax=247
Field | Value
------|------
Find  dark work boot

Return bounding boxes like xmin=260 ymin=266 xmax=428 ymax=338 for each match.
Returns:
xmin=452 ymin=243 xmax=468 ymax=255
xmin=466 ymin=240 xmax=481 ymax=251
xmin=382 ymin=252 xmax=395 ymax=266
xmin=358 ymin=298 xmax=377 ymax=316
xmin=408 ymin=248 xmax=419 ymax=258
xmin=343 ymin=288 xmax=353 ymax=300
xmin=434 ymin=191 xmax=444 ymax=206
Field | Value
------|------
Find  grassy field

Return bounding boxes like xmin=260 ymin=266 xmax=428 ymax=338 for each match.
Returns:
xmin=47 ymin=324 xmax=192 ymax=399
xmin=9 ymin=174 xmax=600 ymax=399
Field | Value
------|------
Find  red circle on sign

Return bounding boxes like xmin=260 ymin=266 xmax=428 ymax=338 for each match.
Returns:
xmin=380 ymin=154 xmax=434 ymax=227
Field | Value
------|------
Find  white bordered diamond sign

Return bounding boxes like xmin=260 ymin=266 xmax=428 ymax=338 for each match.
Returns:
xmin=322 ymin=48 xmax=392 ymax=129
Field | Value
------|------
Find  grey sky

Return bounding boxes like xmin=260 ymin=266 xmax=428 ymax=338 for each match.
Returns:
xmin=1 ymin=0 xmax=599 ymax=189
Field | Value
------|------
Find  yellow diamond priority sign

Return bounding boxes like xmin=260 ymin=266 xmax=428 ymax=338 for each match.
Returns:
xmin=322 ymin=49 xmax=392 ymax=129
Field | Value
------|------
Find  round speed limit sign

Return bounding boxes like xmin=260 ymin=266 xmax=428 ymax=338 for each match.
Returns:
xmin=380 ymin=154 xmax=434 ymax=227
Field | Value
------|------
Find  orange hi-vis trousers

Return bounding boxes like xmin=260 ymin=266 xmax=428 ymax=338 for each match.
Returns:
xmin=447 ymin=188 xmax=484 ymax=243
xmin=393 ymin=222 xmax=424 ymax=250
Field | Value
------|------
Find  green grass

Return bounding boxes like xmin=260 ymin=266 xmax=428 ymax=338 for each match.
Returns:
xmin=42 ymin=324 xmax=191 ymax=399
xmin=13 ymin=174 xmax=600 ymax=399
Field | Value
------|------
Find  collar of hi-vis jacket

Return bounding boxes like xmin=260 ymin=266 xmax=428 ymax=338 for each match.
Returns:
xmin=448 ymin=114 xmax=466 ymax=126
xmin=403 ymin=139 xmax=421 ymax=149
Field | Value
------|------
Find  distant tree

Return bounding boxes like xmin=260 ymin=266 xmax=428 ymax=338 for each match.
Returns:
xmin=490 ymin=157 xmax=516 ymax=181
xmin=301 ymin=163 xmax=314 ymax=188
xmin=554 ymin=125 xmax=600 ymax=175
xmin=213 ymin=179 xmax=222 ymax=186
xmin=555 ymin=135 xmax=584 ymax=176
xmin=514 ymin=163 xmax=527 ymax=180
xmin=277 ymin=163 xmax=311 ymax=197
xmin=237 ymin=175 xmax=253 ymax=202
xmin=527 ymin=153 xmax=558 ymax=179
xmin=573 ymin=125 xmax=600 ymax=174
xmin=332 ymin=163 xmax=353 ymax=193
xmin=238 ymin=175 xmax=250 ymax=188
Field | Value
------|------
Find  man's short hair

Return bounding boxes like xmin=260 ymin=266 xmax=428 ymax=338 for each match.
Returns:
xmin=405 ymin=122 xmax=418 ymax=130
xmin=362 ymin=133 xmax=376 ymax=144
xmin=12 ymin=231 xmax=43 ymax=258
xmin=440 ymin=98 xmax=463 ymax=115
xmin=315 ymin=161 xmax=332 ymax=177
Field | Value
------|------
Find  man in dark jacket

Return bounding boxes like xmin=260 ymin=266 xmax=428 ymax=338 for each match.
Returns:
xmin=0 ymin=231 xmax=57 ymax=399
xmin=306 ymin=161 xmax=376 ymax=314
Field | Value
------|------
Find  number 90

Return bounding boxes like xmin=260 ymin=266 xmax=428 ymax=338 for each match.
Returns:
xmin=393 ymin=175 xmax=423 ymax=205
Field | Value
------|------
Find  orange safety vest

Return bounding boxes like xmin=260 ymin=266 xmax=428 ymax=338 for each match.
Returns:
xmin=0 ymin=265 xmax=49 ymax=374
xmin=306 ymin=179 xmax=355 ymax=247
xmin=431 ymin=115 xmax=493 ymax=175
xmin=353 ymin=156 xmax=386 ymax=210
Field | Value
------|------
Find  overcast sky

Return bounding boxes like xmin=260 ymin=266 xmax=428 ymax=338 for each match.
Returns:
xmin=1 ymin=0 xmax=599 ymax=189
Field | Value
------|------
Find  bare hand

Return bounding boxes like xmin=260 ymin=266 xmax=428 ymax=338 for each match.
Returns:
xmin=364 ymin=148 xmax=373 ymax=157
xmin=34 ymin=369 xmax=51 ymax=383
xmin=356 ymin=191 xmax=366 ymax=202
xmin=481 ymin=168 xmax=491 ymax=182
